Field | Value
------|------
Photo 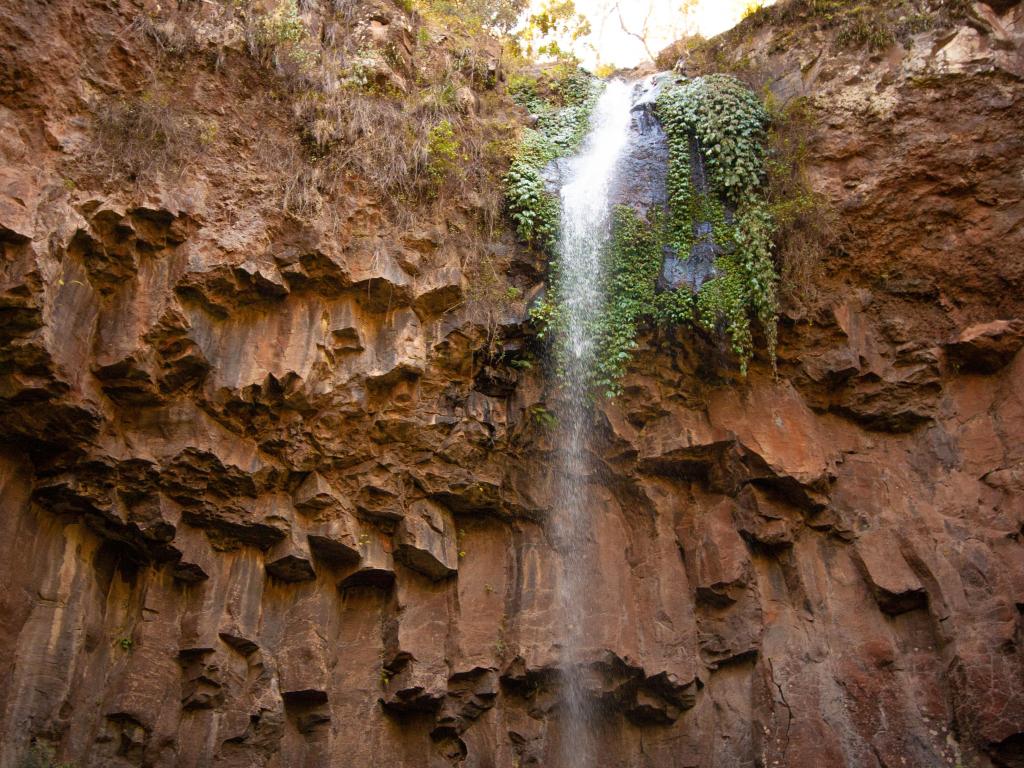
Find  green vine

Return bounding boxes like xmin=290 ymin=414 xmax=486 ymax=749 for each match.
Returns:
xmin=592 ymin=207 xmax=664 ymax=396
xmin=653 ymin=74 xmax=777 ymax=371
xmin=504 ymin=130 xmax=560 ymax=250
xmin=532 ymin=73 xmax=779 ymax=393
xmin=657 ymin=74 xmax=768 ymax=202
xmin=504 ymin=70 xmax=601 ymax=252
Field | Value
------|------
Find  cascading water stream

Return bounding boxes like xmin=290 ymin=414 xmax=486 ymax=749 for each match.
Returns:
xmin=551 ymin=79 xmax=635 ymax=765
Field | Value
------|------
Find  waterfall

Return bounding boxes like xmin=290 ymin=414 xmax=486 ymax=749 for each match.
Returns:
xmin=551 ymin=79 xmax=635 ymax=766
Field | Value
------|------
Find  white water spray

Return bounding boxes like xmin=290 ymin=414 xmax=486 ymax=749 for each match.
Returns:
xmin=551 ymin=79 xmax=635 ymax=766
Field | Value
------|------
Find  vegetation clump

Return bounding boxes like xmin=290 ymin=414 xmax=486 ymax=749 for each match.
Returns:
xmin=658 ymin=75 xmax=767 ymax=202
xmin=503 ymin=69 xmax=601 ymax=250
xmin=426 ymin=119 xmax=460 ymax=186
xmin=532 ymin=74 xmax=778 ymax=395
xmin=762 ymin=94 xmax=835 ymax=312
xmin=589 ymin=206 xmax=665 ymax=392
xmin=739 ymin=0 xmax=974 ymax=52
xmin=248 ymin=0 xmax=318 ymax=73
xmin=91 ymin=91 xmax=199 ymax=181
xmin=654 ymin=74 xmax=777 ymax=372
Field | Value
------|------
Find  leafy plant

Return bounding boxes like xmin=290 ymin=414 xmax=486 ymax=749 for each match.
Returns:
xmin=523 ymin=206 xmax=653 ymax=394
xmin=654 ymin=74 xmax=778 ymax=373
xmin=505 ymin=147 xmax=559 ymax=249
xmin=528 ymin=404 xmax=559 ymax=429
xmin=504 ymin=69 xmax=600 ymax=251
xmin=532 ymin=74 xmax=779 ymax=392
xmin=426 ymin=119 xmax=460 ymax=186
xmin=657 ymin=74 xmax=768 ymax=202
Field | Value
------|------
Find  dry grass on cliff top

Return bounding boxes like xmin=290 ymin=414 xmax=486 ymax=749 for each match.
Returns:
xmin=738 ymin=0 xmax=973 ymax=53
xmin=86 ymin=0 xmax=522 ymax=233
xmin=77 ymin=0 xmax=530 ymax=345
xmin=663 ymin=0 xmax=978 ymax=79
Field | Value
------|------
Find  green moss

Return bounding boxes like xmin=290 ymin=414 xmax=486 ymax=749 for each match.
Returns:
xmin=426 ymin=119 xmax=459 ymax=186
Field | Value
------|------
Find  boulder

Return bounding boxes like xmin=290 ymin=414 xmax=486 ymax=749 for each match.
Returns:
xmin=852 ymin=530 xmax=928 ymax=615
xmin=394 ymin=499 xmax=458 ymax=580
xmin=692 ymin=499 xmax=750 ymax=605
xmin=338 ymin=529 xmax=396 ymax=589
xmin=307 ymin=515 xmax=361 ymax=565
xmin=945 ymin=319 xmax=1024 ymax=373
xmin=169 ymin=524 xmax=215 ymax=584
xmin=265 ymin=527 xmax=316 ymax=582
xmin=293 ymin=472 xmax=349 ymax=515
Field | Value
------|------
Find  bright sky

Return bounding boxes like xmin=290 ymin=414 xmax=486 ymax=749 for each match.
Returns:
xmin=537 ymin=0 xmax=773 ymax=69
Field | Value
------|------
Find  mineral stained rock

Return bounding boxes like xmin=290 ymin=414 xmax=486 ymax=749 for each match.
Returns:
xmin=1 ymin=1 xmax=1023 ymax=767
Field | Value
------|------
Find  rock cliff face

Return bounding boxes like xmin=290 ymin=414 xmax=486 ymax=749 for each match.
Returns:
xmin=1 ymin=1 xmax=1024 ymax=767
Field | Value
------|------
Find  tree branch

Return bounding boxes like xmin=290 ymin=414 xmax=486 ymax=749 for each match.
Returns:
xmin=613 ymin=1 xmax=656 ymax=62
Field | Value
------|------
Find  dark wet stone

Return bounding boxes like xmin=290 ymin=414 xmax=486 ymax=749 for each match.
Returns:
xmin=609 ymin=79 xmax=670 ymax=216
xmin=660 ymin=246 xmax=719 ymax=293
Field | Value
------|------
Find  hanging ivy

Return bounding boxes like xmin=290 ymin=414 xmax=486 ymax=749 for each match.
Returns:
xmin=592 ymin=206 xmax=664 ymax=396
xmin=652 ymin=74 xmax=778 ymax=371
xmin=531 ymin=73 xmax=779 ymax=393
xmin=504 ymin=69 xmax=601 ymax=252
xmin=531 ymin=205 xmax=664 ymax=398
xmin=657 ymin=74 xmax=769 ymax=202
xmin=504 ymin=130 xmax=560 ymax=251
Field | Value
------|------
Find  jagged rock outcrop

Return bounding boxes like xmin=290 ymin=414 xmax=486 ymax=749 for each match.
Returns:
xmin=1 ymin=1 xmax=1023 ymax=767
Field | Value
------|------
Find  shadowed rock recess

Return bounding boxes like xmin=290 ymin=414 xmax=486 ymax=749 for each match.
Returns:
xmin=1 ymin=0 xmax=1024 ymax=766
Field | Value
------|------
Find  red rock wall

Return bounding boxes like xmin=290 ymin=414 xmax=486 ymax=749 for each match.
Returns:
xmin=1 ymin=1 xmax=1023 ymax=767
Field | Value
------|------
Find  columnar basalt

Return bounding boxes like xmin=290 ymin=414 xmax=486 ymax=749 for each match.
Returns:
xmin=1 ymin=1 xmax=1023 ymax=767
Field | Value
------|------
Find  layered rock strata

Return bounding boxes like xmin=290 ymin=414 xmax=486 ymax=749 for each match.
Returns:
xmin=1 ymin=1 xmax=1023 ymax=766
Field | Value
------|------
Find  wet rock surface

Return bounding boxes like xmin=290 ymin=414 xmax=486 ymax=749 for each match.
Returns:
xmin=610 ymin=76 xmax=670 ymax=216
xmin=1 ymin=1 xmax=1024 ymax=767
